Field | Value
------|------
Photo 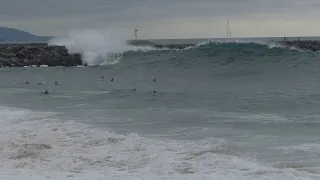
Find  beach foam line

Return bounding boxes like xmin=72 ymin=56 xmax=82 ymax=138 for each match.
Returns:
xmin=0 ymin=106 xmax=318 ymax=180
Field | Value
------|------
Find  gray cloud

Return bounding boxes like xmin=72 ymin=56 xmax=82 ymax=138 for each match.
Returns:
xmin=0 ymin=0 xmax=320 ymax=37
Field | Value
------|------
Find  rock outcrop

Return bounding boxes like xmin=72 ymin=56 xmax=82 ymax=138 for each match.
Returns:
xmin=0 ymin=43 xmax=82 ymax=67
xmin=153 ymin=44 xmax=194 ymax=50
xmin=127 ymin=40 xmax=154 ymax=46
xmin=277 ymin=40 xmax=320 ymax=52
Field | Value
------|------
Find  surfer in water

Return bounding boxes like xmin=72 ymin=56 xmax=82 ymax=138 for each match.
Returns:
xmin=153 ymin=78 xmax=156 ymax=82
xmin=111 ymin=78 xmax=114 ymax=82
xmin=25 ymin=81 xmax=29 ymax=84
xmin=54 ymin=81 xmax=59 ymax=85
xmin=44 ymin=90 xmax=49 ymax=95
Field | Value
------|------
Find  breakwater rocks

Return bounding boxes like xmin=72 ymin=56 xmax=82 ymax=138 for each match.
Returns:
xmin=127 ymin=40 xmax=154 ymax=46
xmin=277 ymin=40 xmax=320 ymax=52
xmin=0 ymin=43 xmax=82 ymax=67
xmin=127 ymin=40 xmax=195 ymax=49
xmin=153 ymin=44 xmax=195 ymax=50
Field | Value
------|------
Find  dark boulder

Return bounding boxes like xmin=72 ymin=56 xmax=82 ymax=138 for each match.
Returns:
xmin=0 ymin=43 xmax=83 ymax=67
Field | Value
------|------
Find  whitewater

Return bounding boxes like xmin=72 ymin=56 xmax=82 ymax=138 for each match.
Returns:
xmin=0 ymin=30 xmax=320 ymax=179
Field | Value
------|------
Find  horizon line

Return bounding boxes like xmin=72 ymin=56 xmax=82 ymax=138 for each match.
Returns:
xmin=139 ymin=35 xmax=320 ymax=41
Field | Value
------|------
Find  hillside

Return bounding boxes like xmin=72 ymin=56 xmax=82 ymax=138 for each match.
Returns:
xmin=0 ymin=27 xmax=53 ymax=42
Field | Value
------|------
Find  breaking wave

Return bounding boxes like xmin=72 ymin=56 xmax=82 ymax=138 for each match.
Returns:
xmin=117 ymin=41 xmax=318 ymax=70
xmin=48 ymin=29 xmax=155 ymax=66
xmin=48 ymin=29 xmax=317 ymax=68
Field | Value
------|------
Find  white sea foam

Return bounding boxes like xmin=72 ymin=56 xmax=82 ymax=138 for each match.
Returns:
xmin=273 ymin=143 xmax=320 ymax=153
xmin=0 ymin=106 xmax=318 ymax=180
xmin=48 ymin=29 xmax=157 ymax=66
xmin=192 ymin=39 xmax=293 ymax=51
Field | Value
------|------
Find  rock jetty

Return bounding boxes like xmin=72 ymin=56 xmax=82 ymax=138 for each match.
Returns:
xmin=0 ymin=43 xmax=82 ymax=67
xmin=277 ymin=40 xmax=320 ymax=52
xmin=127 ymin=40 xmax=195 ymax=49
xmin=153 ymin=44 xmax=194 ymax=50
xmin=127 ymin=40 xmax=154 ymax=46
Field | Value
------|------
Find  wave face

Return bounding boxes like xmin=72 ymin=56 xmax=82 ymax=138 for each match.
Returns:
xmin=113 ymin=42 xmax=319 ymax=74
xmin=0 ymin=106 xmax=319 ymax=180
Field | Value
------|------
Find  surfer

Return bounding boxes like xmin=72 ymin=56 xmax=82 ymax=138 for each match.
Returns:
xmin=111 ymin=78 xmax=114 ymax=82
xmin=44 ymin=90 xmax=49 ymax=95
xmin=54 ymin=81 xmax=59 ymax=85
xmin=153 ymin=78 xmax=156 ymax=82
xmin=101 ymin=76 xmax=104 ymax=80
xmin=152 ymin=90 xmax=157 ymax=96
xmin=25 ymin=81 xmax=29 ymax=84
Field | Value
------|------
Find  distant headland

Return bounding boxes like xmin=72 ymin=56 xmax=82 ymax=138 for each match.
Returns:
xmin=0 ymin=27 xmax=53 ymax=42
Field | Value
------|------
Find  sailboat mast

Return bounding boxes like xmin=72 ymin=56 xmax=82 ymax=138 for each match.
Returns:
xmin=227 ymin=20 xmax=229 ymax=38
xmin=227 ymin=20 xmax=232 ymax=38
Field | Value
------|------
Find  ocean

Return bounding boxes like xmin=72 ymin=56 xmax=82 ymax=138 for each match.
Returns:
xmin=0 ymin=33 xmax=320 ymax=179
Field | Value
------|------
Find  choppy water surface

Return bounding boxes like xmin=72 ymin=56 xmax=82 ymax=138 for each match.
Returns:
xmin=0 ymin=40 xmax=320 ymax=179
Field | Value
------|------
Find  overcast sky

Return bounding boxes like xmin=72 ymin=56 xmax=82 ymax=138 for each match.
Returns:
xmin=0 ymin=0 xmax=319 ymax=38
